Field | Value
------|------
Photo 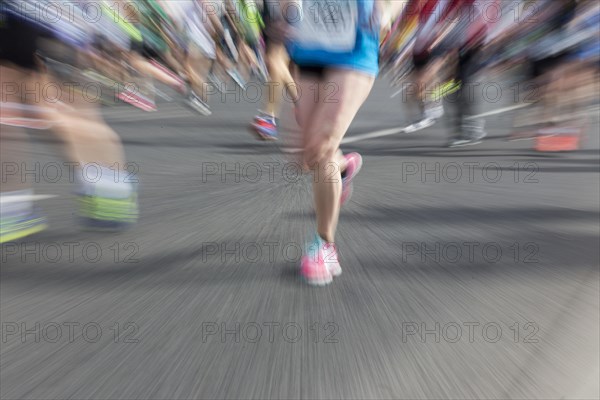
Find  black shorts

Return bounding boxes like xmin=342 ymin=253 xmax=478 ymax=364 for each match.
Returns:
xmin=130 ymin=38 xmax=159 ymax=60
xmin=413 ymin=48 xmax=439 ymax=71
xmin=531 ymin=53 xmax=569 ymax=79
xmin=261 ymin=1 xmax=284 ymax=48
xmin=0 ymin=13 xmax=45 ymax=70
xmin=412 ymin=54 xmax=429 ymax=70
xmin=413 ymin=42 xmax=450 ymax=71
xmin=296 ymin=65 xmax=328 ymax=80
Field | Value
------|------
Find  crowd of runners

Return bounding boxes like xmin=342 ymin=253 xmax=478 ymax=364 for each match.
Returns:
xmin=1 ymin=0 xmax=599 ymax=285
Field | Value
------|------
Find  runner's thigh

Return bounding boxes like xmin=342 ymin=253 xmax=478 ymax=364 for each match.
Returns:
xmin=303 ymin=69 xmax=374 ymax=148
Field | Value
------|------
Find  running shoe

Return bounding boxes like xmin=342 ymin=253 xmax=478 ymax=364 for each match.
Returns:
xmin=535 ymin=126 xmax=582 ymax=152
xmin=447 ymin=134 xmax=485 ymax=148
xmin=341 ymin=152 xmax=363 ymax=205
xmin=186 ymin=91 xmax=212 ymax=116
xmin=405 ymin=117 xmax=435 ymax=133
xmin=78 ymin=193 xmax=139 ymax=230
xmin=322 ymin=242 xmax=342 ymax=277
xmin=447 ymin=128 xmax=487 ymax=148
xmin=447 ymin=137 xmax=479 ymax=147
xmin=300 ymin=234 xmax=333 ymax=286
xmin=404 ymin=100 xmax=437 ymax=132
xmin=251 ymin=115 xmax=278 ymax=141
xmin=0 ymin=211 xmax=47 ymax=244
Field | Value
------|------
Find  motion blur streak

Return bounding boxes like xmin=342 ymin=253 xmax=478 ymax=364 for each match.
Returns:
xmin=1 ymin=0 xmax=599 ymax=399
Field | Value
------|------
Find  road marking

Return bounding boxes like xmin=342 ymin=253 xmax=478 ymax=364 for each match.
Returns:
xmin=1 ymin=195 xmax=58 ymax=203
xmin=464 ymin=103 xmax=531 ymax=120
xmin=340 ymin=104 xmax=531 ymax=143
xmin=390 ymin=84 xmax=408 ymax=99
xmin=342 ymin=118 xmax=435 ymax=144
xmin=281 ymin=103 xmax=533 ymax=152
xmin=282 ymin=120 xmax=434 ymax=153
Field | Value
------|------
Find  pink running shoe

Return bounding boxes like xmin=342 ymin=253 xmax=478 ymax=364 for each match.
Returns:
xmin=341 ymin=152 xmax=363 ymax=205
xmin=300 ymin=255 xmax=332 ymax=286
xmin=300 ymin=235 xmax=335 ymax=286
xmin=323 ymin=242 xmax=342 ymax=277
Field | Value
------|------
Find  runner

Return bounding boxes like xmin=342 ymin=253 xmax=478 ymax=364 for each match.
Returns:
xmin=394 ymin=0 xmax=494 ymax=145
xmin=407 ymin=0 xmax=450 ymax=129
xmin=206 ymin=0 xmax=254 ymax=90
xmin=159 ymin=0 xmax=217 ymax=115
xmin=1 ymin=0 xmax=139 ymax=243
xmin=250 ymin=0 xmax=299 ymax=141
xmin=442 ymin=0 xmax=497 ymax=147
xmin=0 ymin=3 xmax=49 ymax=243
xmin=528 ymin=0 xmax=596 ymax=150
xmin=380 ymin=0 xmax=450 ymax=128
xmin=488 ymin=0 xmax=585 ymax=141
xmin=284 ymin=0 xmax=401 ymax=285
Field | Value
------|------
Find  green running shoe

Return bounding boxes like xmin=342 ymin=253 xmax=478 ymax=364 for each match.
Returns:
xmin=78 ymin=193 xmax=139 ymax=231
xmin=1 ymin=212 xmax=47 ymax=244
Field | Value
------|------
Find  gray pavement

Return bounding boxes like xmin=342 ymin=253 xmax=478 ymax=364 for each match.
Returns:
xmin=1 ymin=78 xmax=599 ymax=399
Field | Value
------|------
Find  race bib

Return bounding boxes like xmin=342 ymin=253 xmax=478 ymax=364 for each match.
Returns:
xmin=292 ymin=0 xmax=358 ymax=52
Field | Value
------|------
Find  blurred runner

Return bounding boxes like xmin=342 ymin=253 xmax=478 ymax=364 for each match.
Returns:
xmin=1 ymin=0 xmax=139 ymax=243
xmin=490 ymin=0 xmax=590 ymax=143
xmin=159 ymin=0 xmax=216 ymax=115
xmin=443 ymin=0 xmax=498 ymax=147
xmin=207 ymin=0 xmax=255 ymax=89
xmin=530 ymin=0 xmax=598 ymax=150
xmin=250 ymin=0 xmax=299 ymax=141
xmin=127 ymin=1 xmax=188 ymax=106
xmin=394 ymin=0 xmax=495 ymax=146
xmin=286 ymin=0 xmax=401 ymax=285
xmin=0 ymin=4 xmax=49 ymax=243
xmin=406 ymin=0 xmax=450 ymax=129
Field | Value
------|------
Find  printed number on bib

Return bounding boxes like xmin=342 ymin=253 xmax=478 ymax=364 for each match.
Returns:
xmin=295 ymin=0 xmax=358 ymax=52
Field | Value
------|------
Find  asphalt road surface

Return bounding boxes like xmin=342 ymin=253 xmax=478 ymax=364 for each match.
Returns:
xmin=1 ymin=77 xmax=599 ymax=399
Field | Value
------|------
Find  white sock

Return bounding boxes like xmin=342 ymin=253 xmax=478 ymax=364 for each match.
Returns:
xmin=76 ymin=166 xmax=134 ymax=199
xmin=1 ymin=189 xmax=34 ymax=218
